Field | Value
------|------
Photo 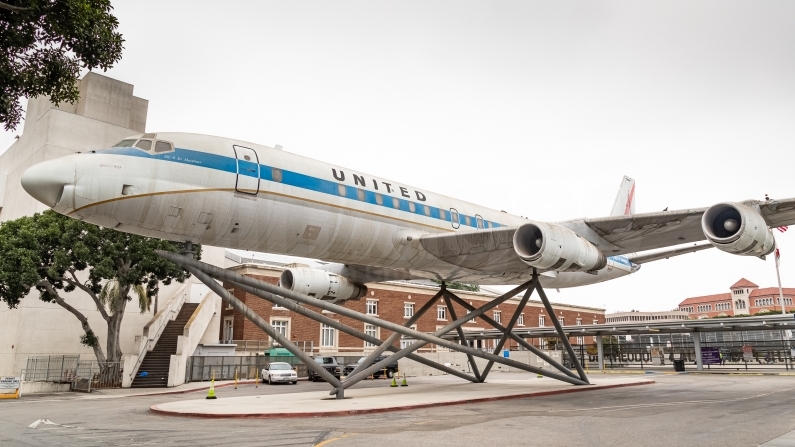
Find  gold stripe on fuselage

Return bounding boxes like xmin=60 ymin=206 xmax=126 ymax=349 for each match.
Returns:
xmin=68 ymin=187 xmax=456 ymax=233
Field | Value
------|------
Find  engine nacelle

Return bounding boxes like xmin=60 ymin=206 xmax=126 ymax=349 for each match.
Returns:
xmin=279 ymin=268 xmax=367 ymax=301
xmin=513 ymin=222 xmax=607 ymax=272
xmin=701 ymin=202 xmax=775 ymax=258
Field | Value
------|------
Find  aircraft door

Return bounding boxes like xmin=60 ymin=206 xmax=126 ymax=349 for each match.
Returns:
xmin=450 ymin=208 xmax=460 ymax=229
xmin=233 ymin=145 xmax=260 ymax=195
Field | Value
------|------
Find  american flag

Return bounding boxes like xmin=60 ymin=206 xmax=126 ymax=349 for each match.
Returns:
xmin=778 ymin=226 xmax=789 ymax=233
xmin=776 ymin=248 xmax=781 ymax=267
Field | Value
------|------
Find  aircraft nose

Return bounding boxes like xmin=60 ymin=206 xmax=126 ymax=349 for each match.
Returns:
xmin=21 ymin=158 xmax=76 ymax=207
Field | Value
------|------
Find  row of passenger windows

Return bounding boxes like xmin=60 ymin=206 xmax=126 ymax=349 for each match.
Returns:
xmin=288 ymin=174 xmax=490 ymax=228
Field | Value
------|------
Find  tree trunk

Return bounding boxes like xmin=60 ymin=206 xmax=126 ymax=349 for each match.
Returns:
xmin=42 ymin=280 xmax=107 ymax=364
xmin=105 ymin=289 xmax=130 ymax=364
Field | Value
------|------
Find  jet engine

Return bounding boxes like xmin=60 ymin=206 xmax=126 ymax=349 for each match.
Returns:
xmin=279 ymin=268 xmax=367 ymax=301
xmin=701 ymin=202 xmax=775 ymax=258
xmin=513 ymin=222 xmax=607 ymax=272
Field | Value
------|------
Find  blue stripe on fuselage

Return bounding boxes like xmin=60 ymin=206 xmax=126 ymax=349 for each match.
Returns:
xmin=95 ymin=146 xmax=503 ymax=229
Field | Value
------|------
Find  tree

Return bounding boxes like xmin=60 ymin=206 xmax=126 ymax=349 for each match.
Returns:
xmin=0 ymin=0 xmax=124 ymax=130
xmin=0 ymin=210 xmax=198 ymax=381
xmin=434 ymin=280 xmax=480 ymax=292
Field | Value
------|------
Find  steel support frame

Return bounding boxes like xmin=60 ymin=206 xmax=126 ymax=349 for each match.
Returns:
xmin=443 ymin=291 xmax=482 ymax=382
xmin=337 ymin=285 xmax=534 ymax=393
xmin=158 ymin=252 xmax=591 ymax=395
xmin=347 ymin=289 xmax=442 ymax=379
xmin=184 ymin=266 xmax=347 ymax=397
xmin=228 ymin=279 xmax=477 ymax=386
xmin=478 ymin=285 xmax=534 ymax=380
xmin=533 ymin=270 xmax=590 ymax=384
xmin=443 ymin=291 xmax=581 ymax=380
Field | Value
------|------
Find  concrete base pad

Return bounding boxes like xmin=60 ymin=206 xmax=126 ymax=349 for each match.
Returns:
xmin=150 ymin=375 xmax=654 ymax=419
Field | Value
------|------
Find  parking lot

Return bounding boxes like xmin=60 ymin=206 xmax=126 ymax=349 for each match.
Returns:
xmin=2 ymin=373 xmax=795 ymax=447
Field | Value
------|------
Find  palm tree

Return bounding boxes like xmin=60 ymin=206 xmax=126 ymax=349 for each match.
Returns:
xmin=96 ymin=280 xmax=149 ymax=386
xmin=99 ymin=280 xmax=150 ymax=315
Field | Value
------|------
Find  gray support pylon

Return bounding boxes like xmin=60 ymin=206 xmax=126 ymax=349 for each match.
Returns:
xmin=443 ymin=292 xmax=482 ymax=382
xmin=478 ymin=285 xmax=534 ymax=380
xmin=340 ymin=281 xmax=538 ymax=391
xmin=347 ymin=289 xmax=442 ymax=379
xmin=596 ymin=336 xmax=604 ymax=370
xmin=694 ymin=332 xmax=703 ymax=371
xmin=184 ymin=266 xmax=346 ymax=395
xmin=227 ymin=280 xmax=478 ymax=383
xmin=444 ymin=292 xmax=580 ymax=380
xmin=533 ymin=269 xmax=590 ymax=384
xmin=160 ymin=252 xmax=587 ymax=386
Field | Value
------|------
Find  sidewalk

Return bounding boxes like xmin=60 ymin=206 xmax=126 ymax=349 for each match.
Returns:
xmin=150 ymin=375 xmax=654 ymax=419
xmin=595 ymin=367 xmax=795 ymax=376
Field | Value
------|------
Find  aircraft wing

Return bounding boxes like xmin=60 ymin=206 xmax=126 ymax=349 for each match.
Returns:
xmin=581 ymin=198 xmax=795 ymax=256
xmin=419 ymin=226 xmax=527 ymax=272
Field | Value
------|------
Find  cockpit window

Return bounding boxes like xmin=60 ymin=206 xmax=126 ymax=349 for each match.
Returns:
xmin=115 ymin=139 xmax=137 ymax=147
xmin=135 ymin=139 xmax=152 ymax=151
xmin=154 ymin=141 xmax=173 ymax=153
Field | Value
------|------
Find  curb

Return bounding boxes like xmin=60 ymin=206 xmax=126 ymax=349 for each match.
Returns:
xmin=149 ymin=379 xmax=655 ymax=419
xmin=124 ymin=380 xmax=261 ymax=398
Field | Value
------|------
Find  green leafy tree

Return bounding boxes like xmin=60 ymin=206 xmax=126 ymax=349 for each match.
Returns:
xmin=0 ymin=0 xmax=124 ymax=130
xmin=434 ymin=280 xmax=480 ymax=292
xmin=0 ymin=210 xmax=197 ymax=375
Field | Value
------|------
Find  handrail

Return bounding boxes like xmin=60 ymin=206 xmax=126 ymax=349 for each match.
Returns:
xmin=129 ymin=283 xmax=189 ymax=380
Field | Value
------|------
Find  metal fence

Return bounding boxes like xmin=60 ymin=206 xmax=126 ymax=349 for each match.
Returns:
xmin=71 ymin=361 xmax=123 ymax=392
xmin=186 ymin=355 xmax=365 ymax=382
xmin=22 ymin=355 xmax=80 ymax=383
xmin=561 ymin=336 xmax=794 ymax=372
xmin=229 ymin=340 xmax=316 ymax=354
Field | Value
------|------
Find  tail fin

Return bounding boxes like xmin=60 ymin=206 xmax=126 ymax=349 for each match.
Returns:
xmin=610 ymin=176 xmax=636 ymax=216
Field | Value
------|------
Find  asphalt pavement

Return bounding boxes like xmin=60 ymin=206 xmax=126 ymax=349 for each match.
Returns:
xmin=1 ymin=373 xmax=794 ymax=447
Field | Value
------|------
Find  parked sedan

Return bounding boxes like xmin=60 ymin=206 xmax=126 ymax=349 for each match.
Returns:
xmin=261 ymin=362 xmax=298 ymax=385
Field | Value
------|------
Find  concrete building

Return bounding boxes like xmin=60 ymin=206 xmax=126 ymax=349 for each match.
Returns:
xmin=678 ymin=278 xmax=795 ymax=319
xmin=220 ymin=262 xmax=606 ymax=354
xmin=0 ymin=73 xmax=224 ymax=379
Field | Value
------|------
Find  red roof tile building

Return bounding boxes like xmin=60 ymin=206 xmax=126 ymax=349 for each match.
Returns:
xmin=678 ymin=278 xmax=795 ymax=319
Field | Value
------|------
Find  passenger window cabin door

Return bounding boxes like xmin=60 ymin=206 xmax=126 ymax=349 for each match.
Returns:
xmin=233 ymin=145 xmax=260 ymax=195
xmin=450 ymin=208 xmax=460 ymax=229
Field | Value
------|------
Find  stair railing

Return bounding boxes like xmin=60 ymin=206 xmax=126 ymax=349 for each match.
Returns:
xmin=129 ymin=283 xmax=190 ymax=382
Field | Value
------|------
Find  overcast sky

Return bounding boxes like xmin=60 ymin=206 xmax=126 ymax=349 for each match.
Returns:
xmin=2 ymin=1 xmax=794 ymax=312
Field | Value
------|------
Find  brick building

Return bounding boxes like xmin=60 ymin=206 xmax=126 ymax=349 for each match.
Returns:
xmin=220 ymin=263 xmax=606 ymax=354
xmin=678 ymin=278 xmax=795 ymax=319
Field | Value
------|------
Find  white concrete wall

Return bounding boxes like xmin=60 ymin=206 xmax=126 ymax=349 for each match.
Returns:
xmin=397 ymin=350 xmax=563 ymax=377
xmin=0 ymin=73 xmax=228 ymax=377
xmin=20 ymin=381 xmax=71 ymax=395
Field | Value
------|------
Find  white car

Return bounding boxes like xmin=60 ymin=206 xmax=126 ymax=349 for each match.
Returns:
xmin=262 ymin=362 xmax=298 ymax=385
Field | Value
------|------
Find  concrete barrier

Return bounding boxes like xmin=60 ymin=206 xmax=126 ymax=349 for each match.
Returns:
xmin=397 ymin=350 xmax=563 ymax=377
xmin=20 ymin=381 xmax=71 ymax=394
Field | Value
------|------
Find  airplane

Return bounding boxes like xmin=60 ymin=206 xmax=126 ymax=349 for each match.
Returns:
xmin=19 ymin=132 xmax=795 ymax=301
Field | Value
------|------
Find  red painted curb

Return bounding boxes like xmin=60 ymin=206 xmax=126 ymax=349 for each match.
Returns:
xmin=149 ymin=380 xmax=655 ymax=419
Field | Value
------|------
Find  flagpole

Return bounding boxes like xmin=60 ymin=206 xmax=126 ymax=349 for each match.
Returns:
xmin=775 ymin=245 xmax=785 ymax=315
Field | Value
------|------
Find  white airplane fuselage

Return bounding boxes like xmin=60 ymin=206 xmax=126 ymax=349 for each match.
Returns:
xmin=22 ymin=132 xmax=636 ymax=286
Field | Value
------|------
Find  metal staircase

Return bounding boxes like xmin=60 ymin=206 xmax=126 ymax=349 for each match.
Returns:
xmin=130 ymin=303 xmax=199 ymax=388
